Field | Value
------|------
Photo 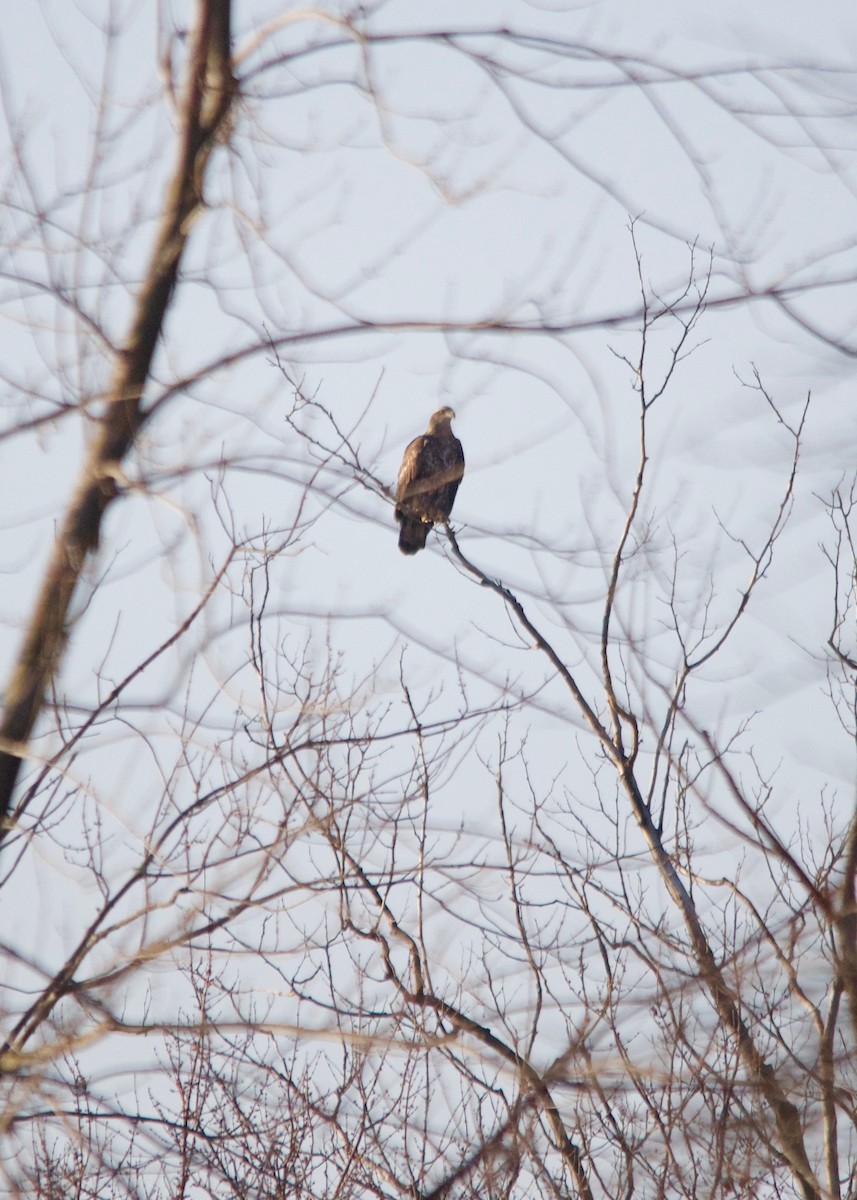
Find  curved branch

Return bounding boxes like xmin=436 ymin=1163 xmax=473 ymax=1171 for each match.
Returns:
xmin=443 ymin=524 xmax=822 ymax=1200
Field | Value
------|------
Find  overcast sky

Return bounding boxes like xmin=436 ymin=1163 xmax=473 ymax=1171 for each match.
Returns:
xmin=2 ymin=0 xmax=857 ymax=1089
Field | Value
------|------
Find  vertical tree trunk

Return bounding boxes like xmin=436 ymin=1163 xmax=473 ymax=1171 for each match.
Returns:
xmin=0 ymin=1 xmax=234 ymax=837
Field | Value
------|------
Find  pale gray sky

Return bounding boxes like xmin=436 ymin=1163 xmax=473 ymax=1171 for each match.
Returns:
xmin=2 ymin=4 xmax=857 ymax=1190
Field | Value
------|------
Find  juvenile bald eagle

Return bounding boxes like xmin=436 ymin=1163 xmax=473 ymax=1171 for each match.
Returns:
xmin=395 ymin=407 xmax=464 ymax=555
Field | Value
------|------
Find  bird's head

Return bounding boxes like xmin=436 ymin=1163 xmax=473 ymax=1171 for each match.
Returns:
xmin=428 ymin=406 xmax=456 ymax=432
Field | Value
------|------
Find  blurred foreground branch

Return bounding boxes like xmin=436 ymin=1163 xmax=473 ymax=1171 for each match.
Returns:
xmin=0 ymin=1 xmax=235 ymax=835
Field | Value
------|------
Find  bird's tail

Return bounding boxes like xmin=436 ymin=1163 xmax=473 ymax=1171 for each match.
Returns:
xmin=398 ymin=517 xmax=429 ymax=555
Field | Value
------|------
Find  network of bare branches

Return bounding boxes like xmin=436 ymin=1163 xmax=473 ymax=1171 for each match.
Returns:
xmin=2 ymin=4 xmax=857 ymax=1200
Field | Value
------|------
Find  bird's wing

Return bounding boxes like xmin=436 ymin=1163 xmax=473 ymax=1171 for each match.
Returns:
xmin=396 ymin=434 xmax=428 ymax=503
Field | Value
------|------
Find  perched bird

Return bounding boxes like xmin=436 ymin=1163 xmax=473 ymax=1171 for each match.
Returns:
xmin=395 ymin=407 xmax=465 ymax=555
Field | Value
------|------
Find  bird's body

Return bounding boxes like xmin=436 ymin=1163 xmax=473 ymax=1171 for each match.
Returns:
xmin=395 ymin=407 xmax=464 ymax=555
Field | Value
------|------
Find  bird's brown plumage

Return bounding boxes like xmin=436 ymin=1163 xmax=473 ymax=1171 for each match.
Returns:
xmin=395 ymin=407 xmax=464 ymax=555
